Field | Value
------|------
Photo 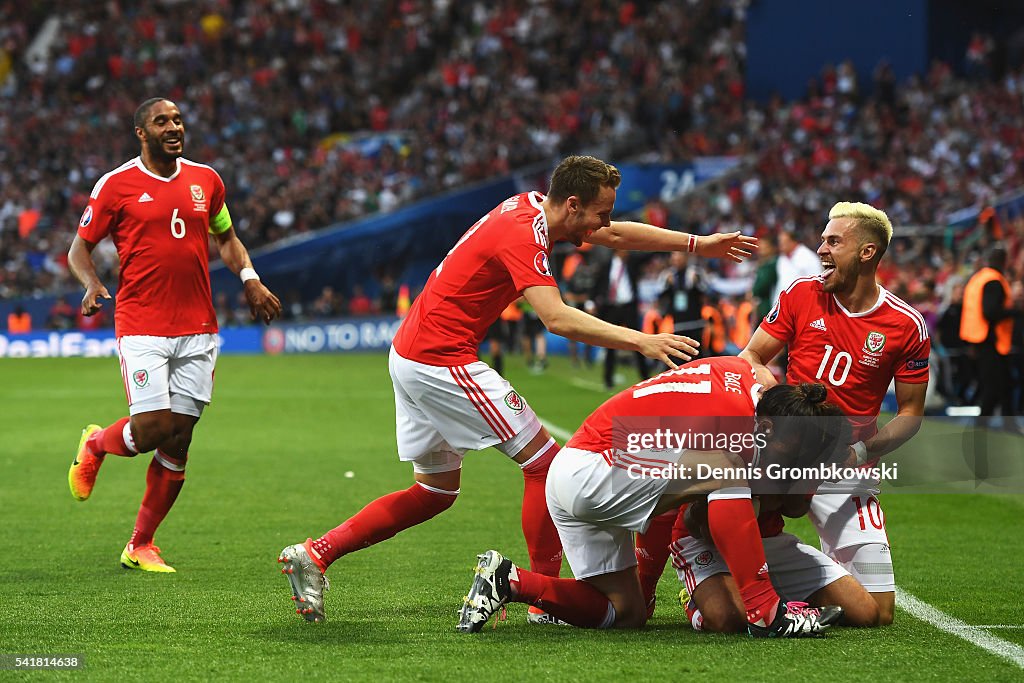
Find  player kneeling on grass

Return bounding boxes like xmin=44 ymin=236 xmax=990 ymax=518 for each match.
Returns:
xmin=457 ymin=356 xmax=851 ymax=637
xmin=671 ymin=493 xmax=881 ymax=633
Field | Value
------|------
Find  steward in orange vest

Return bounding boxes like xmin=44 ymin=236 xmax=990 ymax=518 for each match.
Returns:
xmin=961 ymin=264 xmax=1012 ymax=355
xmin=960 ymin=246 xmax=1016 ymax=417
xmin=701 ymin=300 xmax=726 ymax=356
xmin=7 ymin=307 xmax=31 ymax=334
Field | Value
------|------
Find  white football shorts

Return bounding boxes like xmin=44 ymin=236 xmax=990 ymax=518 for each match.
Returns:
xmin=545 ymin=446 xmax=674 ymax=579
xmin=388 ymin=347 xmax=541 ymax=472
xmin=809 ymin=476 xmax=894 ymax=592
xmin=671 ymin=532 xmax=851 ymax=602
xmin=117 ymin=334 xmax=218 ymax=417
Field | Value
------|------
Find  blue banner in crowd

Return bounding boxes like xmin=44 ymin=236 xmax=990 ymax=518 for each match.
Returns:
xmin=0 ymin=330 xmax=120 ymax=358
xmin=0 ymin=317 xmax=401 ymax=358
xmin=613 ymin=159 xmax=741 ymax=214
xmin=260 ymin=316 xmax=402 ymax=354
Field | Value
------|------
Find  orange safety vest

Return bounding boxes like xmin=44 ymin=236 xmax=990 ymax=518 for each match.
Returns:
xmin=642 ymin=309 xmax=674 ymax=335
xmin=396 ymin=285 xmax=411 ymax=318
xmin=7 ymin=311 xmax=31 ymax=334
xmin=701 ymin=304 xmax=726 ymax=354
xmin=730 ymin=300 xmax=754 ymax=348
xmin=960 ymin=267 xmax=1012 ymax=355
xmin=500 ymin=301 xmax=523 ymax=322
xmin=561 ymin=252 xmax=582 ymax=281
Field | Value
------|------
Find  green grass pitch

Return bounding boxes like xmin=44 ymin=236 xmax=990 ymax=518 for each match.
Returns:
xmin=1 ymin=353 xmax=1022 ymax=681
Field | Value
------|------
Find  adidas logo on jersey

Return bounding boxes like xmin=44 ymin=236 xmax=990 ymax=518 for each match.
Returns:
xmin=138 ymin=192 xmax=154 ymax=203
xmin=809 ymin=317 xmax=827 ymax=332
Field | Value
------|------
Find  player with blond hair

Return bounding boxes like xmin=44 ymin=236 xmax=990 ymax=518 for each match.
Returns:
xmin=652 ymin=201 xmax=929 ymax=630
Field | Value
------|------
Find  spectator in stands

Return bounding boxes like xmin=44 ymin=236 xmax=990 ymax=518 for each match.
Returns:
xmin=281 ymin=289 xmax=306 ymax=322
xmin=563 ymin=247 xmax=598 ymax=367
xmin=518 ymin=297 xmax=548 ymax=374
xmin=310 ymin=286 xmax=343 ymax=319
xmin=215 ymin=292 xmax=240 ymax=329
xmin=47 ymin=296 xmax=76 ymax=331
xmin=348 ymin=284 xmax=376 ymax=316
xmin=593 ymin=249 xmax=648 ymax=389
xmin=774 ymin=229 xmax=821 ymax=302
xmin=661 ymin=250 xmax=707 ymax=347
xmin=750 ymin=236 xmax=778 ymax=320
xmin=377 ymin=272 xmax=399 ymax=315
xmin=936 ymin=281 xmax=972 ymax=404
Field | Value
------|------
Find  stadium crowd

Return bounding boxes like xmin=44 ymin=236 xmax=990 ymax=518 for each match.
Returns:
xmin=2 ymin=0 xmax=1022 ymax=401
xmin=0 ymin=0 xmax=748 ymax=299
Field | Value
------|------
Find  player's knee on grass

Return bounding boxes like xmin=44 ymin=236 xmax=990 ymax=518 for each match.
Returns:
xmin=606 ymin=593 xmax=648 ymax=629
xmin=585 ymin=568 xmax=648 ymax=629
xmin=692 ymin=575 xmax=747 ymax=633
xmin=873 ymin=592 xmax=895 ymax=626
xmin=808 ymin=576 xmax=880 ymax=627
xmin=832 ymin=543 xmax=895 ymax=625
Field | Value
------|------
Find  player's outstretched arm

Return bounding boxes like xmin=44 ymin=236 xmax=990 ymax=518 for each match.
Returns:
xmin=67 ymin=235 xmax=112 ymax=316
xmin=738 ymin=329 xmax=785 ymax=389
xmin=213 ymin=227 xmax=282 ymax=324
xmin=523 ymin=285 xmax=698 ymax=368
xmin=586 ymin=222 xmax=757 ymax=263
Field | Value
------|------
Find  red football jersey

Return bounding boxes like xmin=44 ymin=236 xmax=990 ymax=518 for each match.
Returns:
xmin=567 ymin=356 xmax=760 ymax=457
xmin=761 ymin=276 xmax=930 ymax=442
xmin=392 ymin=192 xmax=557 ymax=365
xmin=78 ymin=157 xmax=228 ymax=337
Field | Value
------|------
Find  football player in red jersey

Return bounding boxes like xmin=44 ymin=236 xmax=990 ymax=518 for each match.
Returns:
xmin=456 ymin=356 xmax=849 ymax=637
xmin=654 ymin=202 xmax=929 ymax=629
xmin=67 ymin=98 xmax=281 ymax=572
xmin=277 ymin=155 xmax=758 ymax=623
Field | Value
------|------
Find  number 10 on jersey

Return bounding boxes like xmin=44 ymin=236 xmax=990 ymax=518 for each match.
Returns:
xmin=815 ymin=344 xmax=852 ymax=386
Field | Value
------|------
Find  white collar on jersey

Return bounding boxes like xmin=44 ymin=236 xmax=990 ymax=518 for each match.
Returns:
xmin=133 ymin=156 xmax=182 ymax=182
xmin=832 ymin=285 xmax=886 ymax=318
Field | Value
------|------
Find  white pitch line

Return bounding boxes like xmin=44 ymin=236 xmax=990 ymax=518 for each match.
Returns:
xmin=896 ymin=588 xmax=1024 ymax=669
xmin=568 ymin=376 xmax=612 ymax=392
xmin=539 ymin=418 xmax=573 ymax=443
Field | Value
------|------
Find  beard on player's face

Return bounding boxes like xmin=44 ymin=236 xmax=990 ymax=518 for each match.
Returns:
xmin=144 ymin=128 xmax=184 ymax=161
xmin=566 ymin=214 xmax=593 ymax=246
xmin=823 ymin=253 xmax=862 ymax=293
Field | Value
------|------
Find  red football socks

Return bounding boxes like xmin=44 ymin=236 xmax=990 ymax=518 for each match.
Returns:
xmin=520 ymin=438 xmax=563 ymax=577
xmin=706 ymin=497 xmax=780 ymax=624
xmin=308 ymin=482 xmax=458 ymax=571
xmin=88 ymin=417 xmax=138 ymax=457
xmin=511 ymin=567 xmax=615 ymax=628
xmin=635 ymin=509 xmax=677 ymax=611
xmin=129 ymin=452 xmax=185 ymax=548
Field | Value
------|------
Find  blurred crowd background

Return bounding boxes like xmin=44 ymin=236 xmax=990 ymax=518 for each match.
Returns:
xmin=2 ymin=0 xmax=1023 ymax=411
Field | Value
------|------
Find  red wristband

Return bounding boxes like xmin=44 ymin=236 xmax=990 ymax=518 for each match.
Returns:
xmin=687 ymin=234 xmax=697 ymax=253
